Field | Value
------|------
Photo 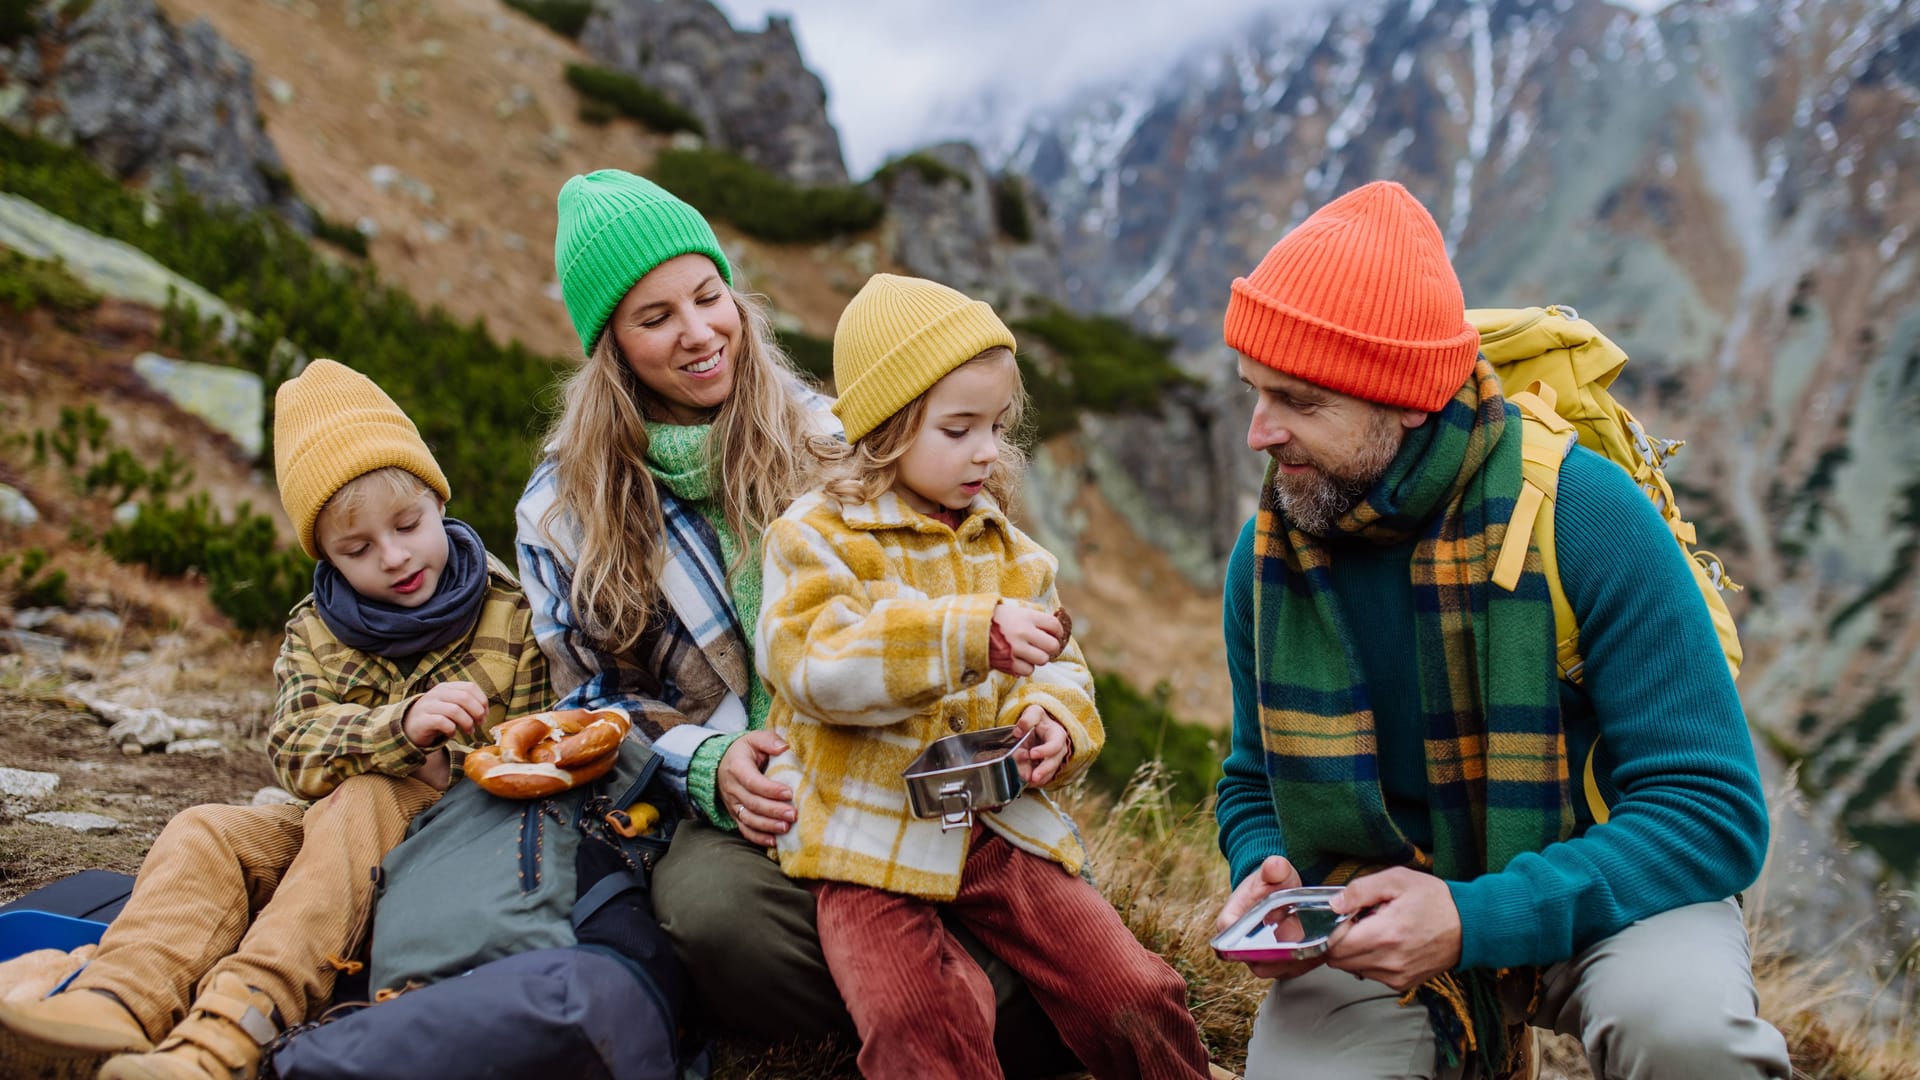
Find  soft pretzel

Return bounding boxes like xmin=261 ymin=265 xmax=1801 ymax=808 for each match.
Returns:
xmin=464 ymin=707 xmax=632 ymax=799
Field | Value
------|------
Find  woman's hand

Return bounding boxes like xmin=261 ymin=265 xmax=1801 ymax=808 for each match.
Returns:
xmin=716 ymin=730 xmax=794 ymax=847
xmin=1012 ymin=705 xmax=1071 ymax=786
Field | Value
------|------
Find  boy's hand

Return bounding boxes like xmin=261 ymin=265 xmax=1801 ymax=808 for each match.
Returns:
xmin=414 ymin=747 xmax=452 ymax=791
xmin=990 ymin=604 xmax=1066 ymax=676
xmin=1012 ymin=705 xmax=1070 ymax=786
xmin=403 ymin=681 xmax=488 ymax=749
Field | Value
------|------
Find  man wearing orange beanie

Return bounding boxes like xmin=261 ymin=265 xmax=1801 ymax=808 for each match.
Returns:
xmin=1211 ymin=182 xmax=1787 ymax=1080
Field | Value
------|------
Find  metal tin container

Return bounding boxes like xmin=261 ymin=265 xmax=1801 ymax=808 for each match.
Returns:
xmin=902 ymin=725 xmax=1032 ymax=832
xmin=1209 ymin=886 xmax=1352 ymax=963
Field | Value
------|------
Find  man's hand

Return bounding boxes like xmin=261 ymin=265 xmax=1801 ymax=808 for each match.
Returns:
xmin=1325 ymin=867 xmax=1463 ymax=992
xmin=403 ymin=681 xmax=488 ymax=749
xmin=1011 ymin=705 xmax=1070 ymax=786
xmin=1214 ymin=856 xmax=1325 ymax=980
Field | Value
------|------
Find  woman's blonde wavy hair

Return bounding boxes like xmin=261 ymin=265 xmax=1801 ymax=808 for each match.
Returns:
xmin=539 ymin=286 xmax=819 ymax=653
xmin=812 ymin=346 xmax=1027 ymax=512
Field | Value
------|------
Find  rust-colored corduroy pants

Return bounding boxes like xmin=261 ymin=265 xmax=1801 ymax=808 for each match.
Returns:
xmin=809 ymin=831 xmax=1210 ymax=1080
xmin=69 ymin=773 xmax=438 ymax=1042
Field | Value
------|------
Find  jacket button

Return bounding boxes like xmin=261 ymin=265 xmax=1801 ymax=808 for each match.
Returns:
xmin=948 ymin=714 xmax=966 ymax=732
xmin=962 ymin=669 xmax=981 ymax=683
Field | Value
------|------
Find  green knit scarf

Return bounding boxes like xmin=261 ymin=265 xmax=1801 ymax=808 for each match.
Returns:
xmin=645 ymin=422 xmax=769 ymax=728
xmin=1250 ymin=359 xmax=1571 ymax=1078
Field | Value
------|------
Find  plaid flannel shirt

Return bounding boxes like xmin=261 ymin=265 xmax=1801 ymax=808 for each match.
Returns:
xmin=758 ymin=489 xmax=1102 ymax=901
xmin=269 ymin=553 xmax=552 ymax=800
xmin=513 ymin=385 xmax=839 ymax=823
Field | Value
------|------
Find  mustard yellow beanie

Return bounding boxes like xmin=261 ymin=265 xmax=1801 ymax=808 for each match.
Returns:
xmin=273 ymin=360 xmax=451 ymax=557
xmin=831 ymin=274 xmax=1017 ymax=441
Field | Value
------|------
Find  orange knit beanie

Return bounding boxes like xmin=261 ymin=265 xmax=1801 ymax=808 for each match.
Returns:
xmin=1223 ymin=181 xmax=1480 ymax=413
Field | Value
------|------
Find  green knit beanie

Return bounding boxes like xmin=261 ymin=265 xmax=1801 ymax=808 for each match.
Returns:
xmin=554 ymin=169 xmax=734 ymax=355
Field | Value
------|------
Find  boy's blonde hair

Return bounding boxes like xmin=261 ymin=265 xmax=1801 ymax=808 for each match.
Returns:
xmin=813 ymin=347 xmax=1027 ymax=511
xmin=312 ymin=467 xmax=438 ymax=553
xmin=537 ymin=286 xmax=819 ymax=653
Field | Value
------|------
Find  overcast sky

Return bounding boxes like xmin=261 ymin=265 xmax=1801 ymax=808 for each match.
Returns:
xmin=710 ymin=0 xmax=1672 ymax=177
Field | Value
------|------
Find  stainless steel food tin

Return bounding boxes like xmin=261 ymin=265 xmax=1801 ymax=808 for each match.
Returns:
xmin=1209 ymin=886 xmax=1351 ymax=963
xmin=902 ymin=725 xmax=1032 ymax=832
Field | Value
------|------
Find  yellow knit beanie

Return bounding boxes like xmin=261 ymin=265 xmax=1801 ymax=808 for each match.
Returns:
xmin=273 ymin=360 xmax=451 ymax=557
xmin=831 ymin=274 xmax=1017 ymax=441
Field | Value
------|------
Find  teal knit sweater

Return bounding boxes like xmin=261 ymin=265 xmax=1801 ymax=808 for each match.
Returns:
xmin=1216 ymin=446 xmax=1769 ymax=971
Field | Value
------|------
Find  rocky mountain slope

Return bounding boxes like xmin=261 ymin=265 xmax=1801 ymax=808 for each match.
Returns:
xmin=999 ymin=0 xmax=1920 ymax=893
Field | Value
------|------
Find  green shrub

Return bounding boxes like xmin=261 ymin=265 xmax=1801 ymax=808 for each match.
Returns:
xmin=650 ymin=148 xmax=884 ymax=245
xmin=81 ymin=445 xmax=193 ymax=504
xmin=1010 ymin=306 xmax=1196 ymax=441
xmin=0 ymin=125 xmax=564 ymax=554
xmin=0 ymin=249 xmax=99 ymax=316
xmin=312 ymin=214 xmax=370 ymax=258
xmin=564 ymin=63 xmax=703 ymax=136
xmin=0 ymin=0 xmax=38 ymax=47
xmin=993 ymin=174 xmax=1033 ymax=243
xmin=872 ymin=152 xmax=971 ymax=191
xmin=1084 ymin=673 xmax=1222 ymax=808
xmin=8 ymin=548 xmax=70 ymax=609
xmin=102 ymin=494 xmax=313 ymax=632
xmin=502 ymin=0 xmax=593 ymax=38
xmin=774 ymin=325 xmax=834 ymax=382
xmin=42 ymin=404 xmax=109 ymax=470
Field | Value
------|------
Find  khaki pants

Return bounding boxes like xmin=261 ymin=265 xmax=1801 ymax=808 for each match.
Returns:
xmin=651 ymin=820 xmax=1080 ymax=1077
xmin=70 ymin=773 xmax=438 ymax=1042
xmin=1244 ymin=899 xmax=1790 ymax=1080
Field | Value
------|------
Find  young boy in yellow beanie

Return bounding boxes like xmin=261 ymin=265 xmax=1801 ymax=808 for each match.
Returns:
xmin=755 ymin=273 xmax=1212 ymax=1080
xmin=0 ymin=360 xmax=551 ymax=1080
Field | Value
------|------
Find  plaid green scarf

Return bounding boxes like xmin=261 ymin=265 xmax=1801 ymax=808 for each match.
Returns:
xmin=1251 ymin=359 xmax=1571 ymax=1075
xmin=645 ymin=421 xmax=769 ymax=729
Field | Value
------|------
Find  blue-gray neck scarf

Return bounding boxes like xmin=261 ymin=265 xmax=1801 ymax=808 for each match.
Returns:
xmin=312 ymin=517 xmax=489 ymax=658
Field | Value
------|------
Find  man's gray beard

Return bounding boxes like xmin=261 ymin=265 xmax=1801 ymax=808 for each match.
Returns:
xmin=1271 ymin=418 xmax=1404 ymax=535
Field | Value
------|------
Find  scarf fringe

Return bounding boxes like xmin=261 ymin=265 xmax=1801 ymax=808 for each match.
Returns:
xmin=1404 ymin=968 xmax=1533 ymax=1078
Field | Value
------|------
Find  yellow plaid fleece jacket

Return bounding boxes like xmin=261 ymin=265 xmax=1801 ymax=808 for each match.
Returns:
xmin=758 ymin=489 xmax=1103 ymax=901
xmin=269 ymin=554 xmax=553 ymax=799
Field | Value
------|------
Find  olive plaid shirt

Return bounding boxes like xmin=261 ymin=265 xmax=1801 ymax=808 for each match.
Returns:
xmin=268 ymin=554 xmax=553 ymax=799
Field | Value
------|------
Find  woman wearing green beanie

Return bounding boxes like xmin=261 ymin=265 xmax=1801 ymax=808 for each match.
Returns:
xmin=514 ymin=170 xmax=1072 ymax=1070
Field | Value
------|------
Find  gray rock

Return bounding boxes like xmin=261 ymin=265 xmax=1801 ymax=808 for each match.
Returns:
xmin=0 ymin=768 xmax=60 ymax=800
xmin=26 ymin=811 xmax=121 ymax=834
xmin=250 ymin=786 xmax=298 ymax=806
xmin=67 ymin=685 xmax=218 ymax=749
xmin=0 ymin=193 xmax=240 ymax=333
xmin=0 ymin=484 xmax=40 ymax=527
xmin=876 ymin=141 xmax=1065 ymax=316
xmin=13 ymin=608 xmax=62 ymax=631
xmin=165 ymin=737 xmax=223 ymax=755
xmin=2 ymin=0 xmax=314 ymax=229
xmin=112 ymin=501 xmax=141 ymax=525
xmin=131 ymin=352 xmax=264 ymax=459
xmin=0 ymin=629 xmax=65 ymax=665
xmin=579 ymin=0 xmax=847 ymax=184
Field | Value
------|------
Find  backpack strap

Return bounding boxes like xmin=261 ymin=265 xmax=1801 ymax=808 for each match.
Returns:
xmin=1496 ymin=384 xmax=1612 ymax=825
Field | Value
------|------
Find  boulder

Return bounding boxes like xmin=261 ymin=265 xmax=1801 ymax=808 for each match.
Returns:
xmin=0 ymin=193 xmax=240 ymax=333
xmin=579 ymin=0 xmax=847 ymax=185
xmin=25 ymin=811 xmax=121 ymax=835
xmin=0 ymin=484 xmax=40 ymax=527
xmin=131 ymin=352 xmax=264 ymax=459
xmin=66 ymin=685 xmax=219 ymax=750
xmin=0 ymin=768 xmax=60 ymax=800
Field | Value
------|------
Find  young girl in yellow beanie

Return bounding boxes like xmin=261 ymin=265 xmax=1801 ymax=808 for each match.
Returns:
xmin=755 ymin=273 xmax=1212 ymax=1080
xmin=0 ymin=360 xmax=550 ymax=1080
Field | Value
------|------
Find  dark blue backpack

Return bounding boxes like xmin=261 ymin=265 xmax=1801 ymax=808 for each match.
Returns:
xmin=269 ymin=741 xmax=693 ymax=1080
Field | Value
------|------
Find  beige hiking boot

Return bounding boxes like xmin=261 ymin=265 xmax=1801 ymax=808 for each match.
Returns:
xmin=0 ymin=987 xmax=153 ymax=1080
xmin=98 ymin=973 xmax=276 ymax=1080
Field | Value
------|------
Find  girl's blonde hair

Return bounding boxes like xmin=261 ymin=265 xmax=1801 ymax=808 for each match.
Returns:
xmin=812 ymin=346 xmax=1027 ymax=511
xmin=539 ymin=287 xmax=818 ymax=653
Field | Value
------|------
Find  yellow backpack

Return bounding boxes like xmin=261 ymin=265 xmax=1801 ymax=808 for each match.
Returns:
xmin=1473 ymin=305 xmax=1743 ymax=823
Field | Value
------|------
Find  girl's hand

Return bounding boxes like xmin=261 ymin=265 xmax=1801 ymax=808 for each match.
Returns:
xmin=1012 ymin=705 xmax=1070 ymax=786
xmin=991 ymin=604 xmax=1066 ymax=676
xmin=716 ymin=730 xmax=794 ymax=847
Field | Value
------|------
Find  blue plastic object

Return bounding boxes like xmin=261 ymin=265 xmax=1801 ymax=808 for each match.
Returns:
xmin=0 ymin=910 xmax=107 ymax=963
